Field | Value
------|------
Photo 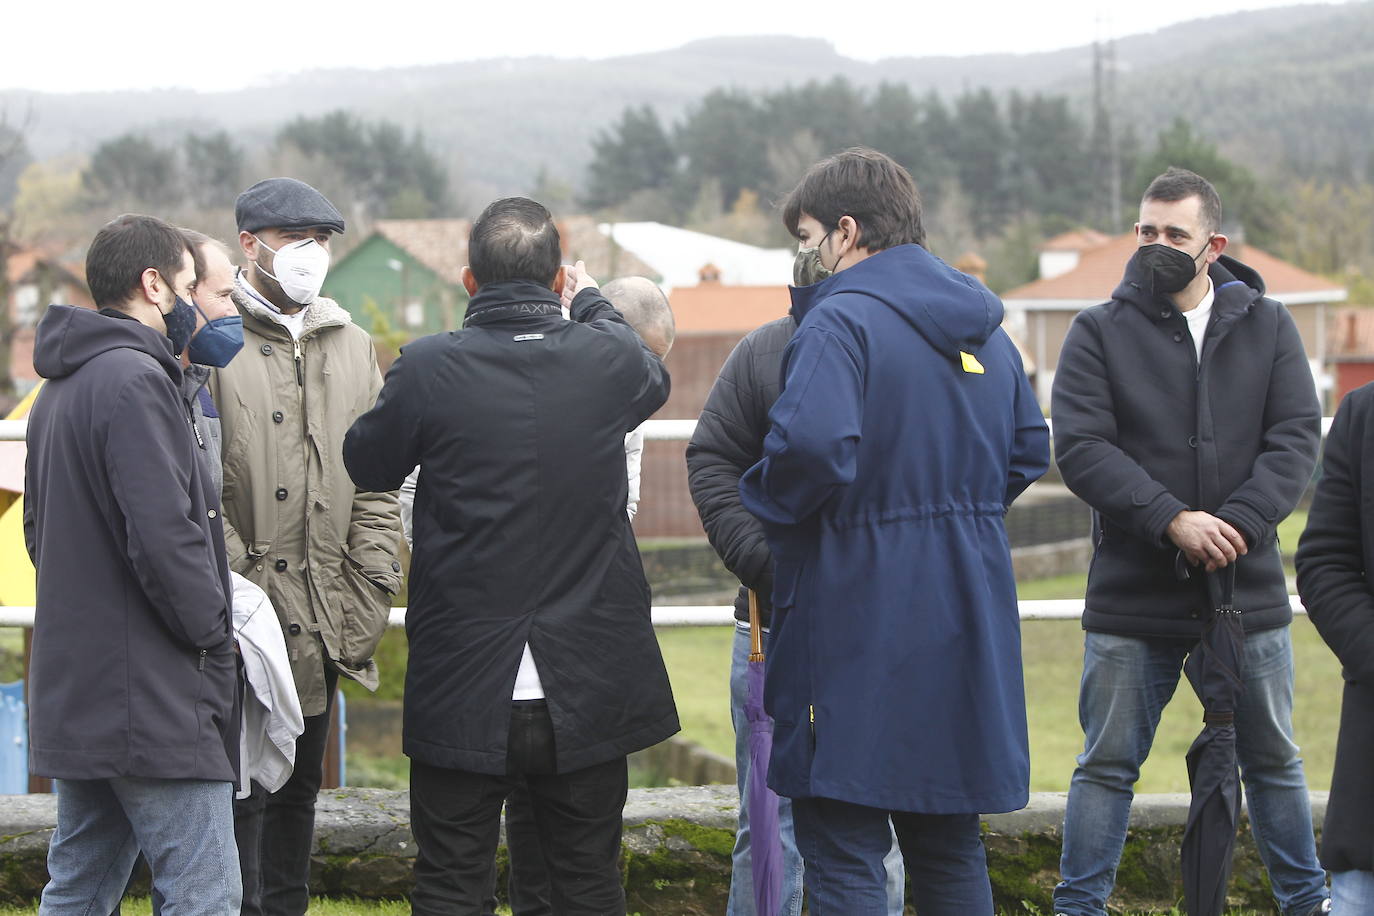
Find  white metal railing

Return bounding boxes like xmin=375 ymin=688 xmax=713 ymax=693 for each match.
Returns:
xmin=2 ymin=417 xmax=1336 ymax=443
xmin=0 ymin=415 xmax=1323 ymax=630
xmin=0 ymin=598 xmax=1309 ymax=631
xmin=643 ymin=417 xmax=1338 ymax=440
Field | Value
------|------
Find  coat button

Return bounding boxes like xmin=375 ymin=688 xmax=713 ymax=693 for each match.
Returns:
xmin=275 ymin=559 xmax=288 ymax=572
xmin=207 ymin=509 xmax=217 ymax=519
xmin=1173 ymin=332 xmax=1184 ymax=343
xmin=1159 ymin=308 xmax=1172 ymax=318
xmin=392 ymin=561 xmax=401 ymax=572
xmin=1188 ymin=435 xmax=1199 ymax=448
xmin=272 ymin=411 xmax=284 ymax=424
xmin=288 ymin=623 xmax=301 ymax=636
xmin=276 ymin=487 xmax=288 ymax=501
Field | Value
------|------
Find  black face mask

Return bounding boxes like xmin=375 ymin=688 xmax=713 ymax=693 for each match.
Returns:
xmin=163 ymin=295 xmax=198 ymax=355
xmin=1132 ymin=240 xmax=1211 ymax=295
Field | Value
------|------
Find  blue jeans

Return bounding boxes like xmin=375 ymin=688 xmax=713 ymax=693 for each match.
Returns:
xmin=41 ymin=776 xmax=239 ymax=916
xmin=728 ymin=625 xmax=904 ymax=915
xmin=1332 ymin=870 xmax=1374 ymax=914
xmin=792 ymin=797 xmax=990 ymax=916
xmin=1054 ymin=627 xmax=1328 ymax=916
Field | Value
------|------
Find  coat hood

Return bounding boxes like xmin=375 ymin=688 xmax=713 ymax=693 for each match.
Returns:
xmin=33 ymin=304 xmax=181 ymax=382
xmin=789 ymin=244 xmax=1004 ymax=359
xmin=1113 ymin=250 xmax=1266 ymax=319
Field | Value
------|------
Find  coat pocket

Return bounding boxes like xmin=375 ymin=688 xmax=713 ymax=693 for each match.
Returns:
xmin=335 ymin=548 xmax=401 ymax=668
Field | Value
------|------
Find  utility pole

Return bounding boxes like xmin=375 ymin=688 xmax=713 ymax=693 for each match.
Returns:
xmin=1090 ymin=11 xmax=1123 ymax=232
xmin=1105 ymin=34 xmax=1122 ymax=230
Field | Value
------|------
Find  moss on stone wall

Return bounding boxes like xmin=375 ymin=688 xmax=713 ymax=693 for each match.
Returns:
xmin=621 ymin=819 xmax=733 ymax=915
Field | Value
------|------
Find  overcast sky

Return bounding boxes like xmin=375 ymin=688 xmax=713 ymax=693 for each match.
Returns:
xmin=1 ymin=0 xmax=1351 ymax=94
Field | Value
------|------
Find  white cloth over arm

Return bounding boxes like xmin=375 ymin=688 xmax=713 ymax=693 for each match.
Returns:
xmin=399 ymin=465 xmax=419 ymax=548
xmin=232 ymin=571 xmax=305 ymax=797
xmin=624 ymin=426 xmax=644 ymax=521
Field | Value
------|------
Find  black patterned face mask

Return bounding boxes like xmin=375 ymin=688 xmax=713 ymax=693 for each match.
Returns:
xmin=163 ymin=295 xmax=198 ymax=355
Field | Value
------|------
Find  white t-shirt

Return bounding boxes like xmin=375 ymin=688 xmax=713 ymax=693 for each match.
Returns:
xmin=1183 ymin=278 xmax=1215 ymax=363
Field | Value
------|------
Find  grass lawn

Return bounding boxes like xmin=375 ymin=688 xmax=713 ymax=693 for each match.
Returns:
xmin=335 ymin=507 xmax=1343 ymax=796
xmin=0 ymin=901 xmax=424 ymax=916
xmin=654 ymin=617 xmax=1341 ymax=794
xmin=0 ymin=903 xmax=1267 ymax=916
xmin=654 ymin=509 xmax=1342 ymax=795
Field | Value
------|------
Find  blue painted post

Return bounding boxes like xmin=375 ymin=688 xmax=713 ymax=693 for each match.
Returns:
xmin=0 ymin=681 xmax=28 ymax=794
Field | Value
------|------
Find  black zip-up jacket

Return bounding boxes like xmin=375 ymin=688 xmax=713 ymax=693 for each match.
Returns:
xmin=1052 ymin=253 xmax=1319 ymax=638
xmin=343 ymin=282 xmax=678 ymax=774
xmin=1296 ymin=383 xmax=1374 ymax=871
xmin=25 ymin=304 xmax=238 ymax=782
xmin=686 ymin=316 xmax=795 ymax=627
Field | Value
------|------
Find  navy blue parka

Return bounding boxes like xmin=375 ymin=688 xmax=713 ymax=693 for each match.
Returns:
xmin=740 ymin=244 xmax=1049 ymax=814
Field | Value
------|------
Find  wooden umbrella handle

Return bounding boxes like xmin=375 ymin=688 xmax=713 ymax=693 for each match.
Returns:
xmin=748 ymin=589 xmax=765 ymax=662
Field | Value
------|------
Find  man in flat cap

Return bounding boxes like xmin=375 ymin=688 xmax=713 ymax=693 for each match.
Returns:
xmin=211 ymin=178 xmax=403 ymax=916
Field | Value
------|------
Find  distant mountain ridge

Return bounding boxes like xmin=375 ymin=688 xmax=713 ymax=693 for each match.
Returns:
xmin=3 ymin=2 xmax=1369 ymax=199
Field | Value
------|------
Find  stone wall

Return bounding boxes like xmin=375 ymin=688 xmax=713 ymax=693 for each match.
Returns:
xmin=0 ymin=788 xmax=1326 ymax=913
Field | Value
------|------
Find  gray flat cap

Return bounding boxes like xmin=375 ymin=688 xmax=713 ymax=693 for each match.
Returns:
xmin=235 ymin=178 xmax=346 ymax=235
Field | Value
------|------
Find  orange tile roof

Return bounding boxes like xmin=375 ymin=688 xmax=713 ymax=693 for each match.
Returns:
xmin=1331 ymin=308 xmax=1374 ymax=357
xmin=1004 ymin=233 xmax=1344 ymax=303
xmin=369 ymin=216 xmax=661 ymax=289
xmin=5 ymin=249 xmax=41 ymax=285
xmin=1042 ymin=229 xmax=1112 ymax=252
xmin=373 ymin=219 xmax=470 ymax=286
xmin=5 ymin=247 xmax=91 ymax=306
xmin=669 ymin=284 xmax=792 ymax=334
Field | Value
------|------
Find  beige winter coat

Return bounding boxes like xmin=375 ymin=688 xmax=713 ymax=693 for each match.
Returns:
xmin=213 ymin=283 xmax=403 ymax=715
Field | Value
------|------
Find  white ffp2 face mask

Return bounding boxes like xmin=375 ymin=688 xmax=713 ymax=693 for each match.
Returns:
xmin=254 ymin=236 xmax=330 ymax=305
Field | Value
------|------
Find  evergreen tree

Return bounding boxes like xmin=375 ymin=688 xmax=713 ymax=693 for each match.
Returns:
xmin=582 ymin=105 xmax=676 ymax=211
xmin=677 ymin=89 xmax=771 ymax=212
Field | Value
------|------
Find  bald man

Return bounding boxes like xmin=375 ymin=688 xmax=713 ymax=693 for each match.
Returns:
xmin=601 ymin=277 xmax=675 ymax=520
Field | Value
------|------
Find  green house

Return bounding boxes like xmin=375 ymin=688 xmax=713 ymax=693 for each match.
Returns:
xmin=323 ymin=219 xmax=470 ymax=340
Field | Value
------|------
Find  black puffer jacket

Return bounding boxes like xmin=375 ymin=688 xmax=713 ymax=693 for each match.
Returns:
xmin=1052 ymin=253 xmax=1319 ymax=638
xmin=344 ymin=282 xmax=678 ymax=775
xmin=686 ymin=316 xmax=795 ymax=627
xmin=1296 ymin=383 xmax=1374 ymax=871
xmin=25 ymin=305 xmax=238 ymax=782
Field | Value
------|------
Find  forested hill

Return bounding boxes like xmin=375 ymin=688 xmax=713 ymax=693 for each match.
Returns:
xmin=2 ymin=1 xmax=1369 ymax=195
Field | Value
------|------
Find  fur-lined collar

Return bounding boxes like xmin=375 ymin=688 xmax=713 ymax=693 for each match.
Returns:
xmin=232 ymin=269 xmax=352 ymax=340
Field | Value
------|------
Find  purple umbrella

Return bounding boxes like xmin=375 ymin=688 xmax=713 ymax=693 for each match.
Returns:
xmin=746 ymin=590 xmax=784 ymax=914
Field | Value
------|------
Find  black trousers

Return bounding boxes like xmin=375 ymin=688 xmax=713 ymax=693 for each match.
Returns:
xmin=234 ymin=665 xmax=338 ymax=916
xmin=411 ymin=700 xmax=628 ymax=916
xmin=479 ymin=782 xmax=554 ymax=916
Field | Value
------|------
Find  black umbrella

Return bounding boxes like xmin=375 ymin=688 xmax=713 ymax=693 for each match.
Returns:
xmin=1181 ymin=564 xmax=1245 ymax=916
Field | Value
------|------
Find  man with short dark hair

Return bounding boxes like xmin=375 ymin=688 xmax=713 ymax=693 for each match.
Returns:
xmin=739 ymin=148 xmax=1049 ymax=914
xmin=26 ymin=214 xmax=241 ymax=914
xmin=344 ymin=198 xmax=678 ymax=916
xmin=688 ymin=264 xmax=906 ymax=916
xmin=484 ymin=274 xmax=675 ymax=916
xmin=213 ymin=178 xmax=403 ymax=916
xmin=1050 ymin=167 xmax=1328 ymax=916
